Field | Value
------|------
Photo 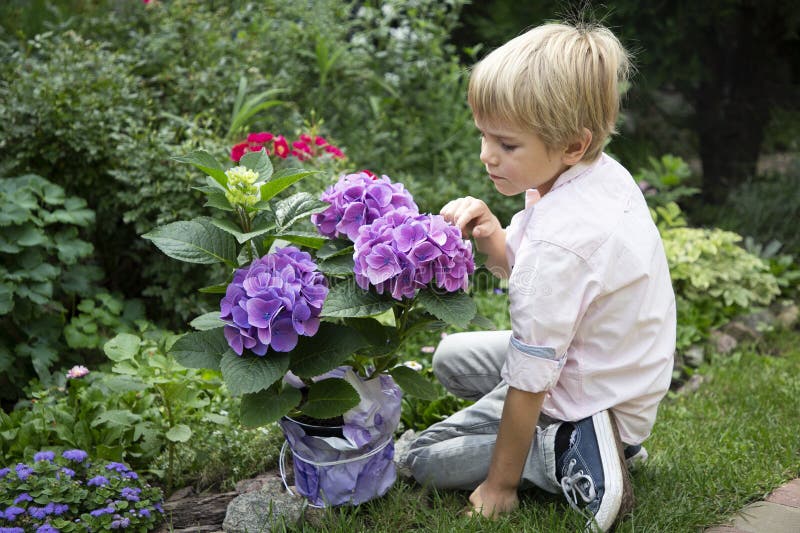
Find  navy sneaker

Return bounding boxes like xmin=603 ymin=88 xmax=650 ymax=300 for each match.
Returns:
xmin=555 ymin=411 xmax=633 ymax=532
xmin=623 ymin=444 xmax=648 ymax=471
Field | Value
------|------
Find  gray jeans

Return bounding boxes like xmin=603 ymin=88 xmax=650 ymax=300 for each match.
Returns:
xmin=405 ymin=331 xmax=563 ymax=493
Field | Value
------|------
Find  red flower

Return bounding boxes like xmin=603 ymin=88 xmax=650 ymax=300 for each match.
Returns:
xmin=314 ymin=135 xmax=328 ymax=146
xmin=231 ymin=142 xmax=250 ymax=162
xmin=325 ymin=145 xmax=346 ymax=159
xmin=248 ymin=132 xmax=274 ymax=143
xmin=273 ymin=136 xmax=290 ymax=159
xmin=360 ymin=169 xmax=377 ymax=178
xmin=299 ymin=133 xmax=313 ymax=144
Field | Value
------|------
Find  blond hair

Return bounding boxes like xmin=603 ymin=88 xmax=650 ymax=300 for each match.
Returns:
xmin=468 ymin=22 xmax=631 ymax=162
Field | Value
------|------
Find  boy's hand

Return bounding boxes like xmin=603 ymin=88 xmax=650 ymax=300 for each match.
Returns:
xmin=440 ymin=196 xmax=501 ymax=240
xmin=467 ymin=481 xmax=519 ymax=518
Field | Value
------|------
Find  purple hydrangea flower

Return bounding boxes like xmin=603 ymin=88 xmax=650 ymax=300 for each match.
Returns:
xmin=14 ymin=464 xmax=33 ymax=481
xmin=353 ymin=210 xmax=475 ymax=300
xmin=87 ymin=475 xmax=110 ymax=487
xmin=311 ymin=171 xmax=418 ymax=240
xmin=121 ymin=487 xmax=141 ymax=502
xmin=2 ymin=507 xmax=25 ymax=522
xmin=61 ymin=449 xmax=88 ymax=463
xmin=33 ymin=451 xmax=55 ymax=462
xmin=13 ymin=494 xmax=32 ymax=505
xmin=36 ymin=525 xmax=60 ymax=533
xmin=105 ymin=462 xmax=129 ymax=473
xmin=221 ymin=247 xmax=328 ymax=356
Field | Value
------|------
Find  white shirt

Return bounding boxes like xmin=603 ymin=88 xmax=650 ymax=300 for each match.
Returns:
xmin=500 ymin=153 xmax=676 ymax=445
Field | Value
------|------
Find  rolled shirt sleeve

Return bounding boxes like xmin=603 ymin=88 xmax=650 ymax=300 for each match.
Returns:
xmin=501 ymin=240 xmax=602 ymax=393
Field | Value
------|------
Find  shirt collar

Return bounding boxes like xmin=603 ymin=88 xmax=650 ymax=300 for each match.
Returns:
xmin=523 ymin=154 xmax=606 ymax=209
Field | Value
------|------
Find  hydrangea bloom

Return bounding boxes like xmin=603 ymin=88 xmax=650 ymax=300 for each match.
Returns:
xmin=311 ymin=171 xmax=418 ymax=241
xmin=353 ymin=209 xmax=475 ymax=300
xmin=220 ymin=247 xmax=328 ymax=355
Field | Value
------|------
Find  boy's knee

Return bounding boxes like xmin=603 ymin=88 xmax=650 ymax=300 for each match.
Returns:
xmin=431 ymin=334 xmax=463 ymax=384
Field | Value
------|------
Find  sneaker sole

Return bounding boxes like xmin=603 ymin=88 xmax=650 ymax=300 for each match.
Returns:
xmin=589 ymin=411 xmax=628 ymax=532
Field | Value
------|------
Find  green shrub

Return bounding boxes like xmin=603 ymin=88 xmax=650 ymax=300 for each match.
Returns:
xmin=0 ymin=175 xmax=107 ymax=402
xmin=662 ymin=226 xmax=781 ymax=349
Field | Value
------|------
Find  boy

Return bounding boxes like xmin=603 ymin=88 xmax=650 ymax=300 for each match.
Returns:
xmin=402 ymin=22 xmax=676 ymax=532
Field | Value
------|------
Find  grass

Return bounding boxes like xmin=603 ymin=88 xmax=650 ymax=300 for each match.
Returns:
xmin=292 ymin=327 xmax=800 ymax=532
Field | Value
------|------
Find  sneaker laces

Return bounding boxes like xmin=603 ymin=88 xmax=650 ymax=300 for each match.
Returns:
xmin=560 ymin=458 xmax=597 ymax=513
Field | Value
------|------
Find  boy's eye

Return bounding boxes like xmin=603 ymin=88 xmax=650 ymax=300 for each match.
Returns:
xmin=501 ymin=143 xmax=517 ymax=151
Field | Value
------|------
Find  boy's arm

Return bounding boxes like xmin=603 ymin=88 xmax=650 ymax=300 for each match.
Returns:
xmin=440 ymin=196 xmax=510 ymax=278
xmin=469 ymin=387 xmax=547 ymax=517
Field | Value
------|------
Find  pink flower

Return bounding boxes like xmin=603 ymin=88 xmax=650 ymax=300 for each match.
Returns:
xmin=420 ymin=346 xmax=435 ymax=354
xmin=248 ymin=132 xmax=274 ymax=143
xmin=314 ymin=135 xmax=328 ymax=146
xmin=325 ymin=145 xmax=346 ymax=159
xmin=291 ymin=141 xmax=312 ymax=161
xmin=273 ymin=136 xmax=290 ymax=159
xmin=299 ymin=133 xmax=313 ymax=144
xmin=67 ymin=365 xmax=89 ymax=379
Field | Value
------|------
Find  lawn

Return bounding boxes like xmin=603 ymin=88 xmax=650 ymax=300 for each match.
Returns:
xmin=295 ymin=328 xmax=800 ymax=532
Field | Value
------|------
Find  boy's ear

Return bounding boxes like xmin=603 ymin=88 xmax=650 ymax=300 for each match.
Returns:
xmin=562 ymin=128 xmax=592 ymax=165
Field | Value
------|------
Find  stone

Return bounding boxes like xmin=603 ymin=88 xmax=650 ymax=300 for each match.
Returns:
xmin=676 ymin=374 xmax=706 ymax=395
xmin=710 ymin=330 xmax=738 ymax=355
xmin=722 ymin=321 xmax=761 ymax=342
xmin=731 ymin=501 xmax=800 ymax=532
xmin=775 ymin=302 xmax=799 ymax=329
xmin=393 ymin=429 xmax=417 ymax=479
xmin=740 ymin=309 xmax=776 ymax=332
xmin=222 ymin=477 xmax=306 ymax=533
xmin=684 ymin=345 xmax=705 ymax=367
xmin=766 ymin=479 xmax=800 ymax=508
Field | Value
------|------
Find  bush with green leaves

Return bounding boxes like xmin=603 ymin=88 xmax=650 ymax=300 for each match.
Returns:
xmin=0 ymin=321 xmax=224 ymax=493
xmin=0 ymin=450 xmax=163 ymax=532
xmin=0 ymin=174 xmax=106 ymax=402
xmin=634 ymin=154 xmax=700 ymax=209
xmin=662 ymin=225 xmax=781 ymax=349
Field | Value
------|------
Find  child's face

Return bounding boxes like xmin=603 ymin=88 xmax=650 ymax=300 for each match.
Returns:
xmin=475 ymin=118 xmax=568 ymax=197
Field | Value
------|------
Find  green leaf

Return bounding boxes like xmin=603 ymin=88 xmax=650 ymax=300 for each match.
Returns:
xmin=165 ymin=424 xmax=193 ymax=443
xmin=189 ymin=312 xmax=224 ymax=331
xmin=169 ymin=329 xmax=228 ymax=371
xmin=173 ymin=150 xmax=228 ymax=188
xmin=318 ymin=254 xmax=355 ymax=275
xmin=198 ymin=283 xmax=228 ymax=294
xmin=322 ymin=282 xmax=394 ymax=317
xmin=275 ymin=231 xmax=326 ymax=249
xmin=470 ymin=314 xmax=497 ymax=330
xmin=239 ymin=148 xmax=273 ymax=180
xmin=256 ymin=169 xmax=319 ymax=204
xmin=274 ymin=192 xmax=329 ymax=231
xmin=289 ymin=323 xmax=368 ymax=377
xmin=0 ymin=283 xmax=13 ymax=315
xmin=104 ymin=333 xmax=141 ymax=362
xmin=317 ymin=238 xmax=353 ymax=259
xmin=240 ymin=386 xmax=302 ymax=427
xmin=300 ymin=378 xmax=360 ymax=419
xmin=142 ymin=217 xmax=238 ymax=265
xmin=91 ymin=410 xmax=143 ymax=428
xmin=202 ymin=189 xmax=235 ymax=212
xmin=220 ymin=351 xmax=289 ymax=396
xmin=210 ymin=217 xmax=276 ymax=244
xmin=416 ymin=290 xmax=477 ymax=329
xmin=390 ymin=366 xmax=438 ymax=400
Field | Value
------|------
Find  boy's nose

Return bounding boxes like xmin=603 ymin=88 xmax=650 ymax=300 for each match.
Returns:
xmin=480 ymin=144 xmax=498 ymax=167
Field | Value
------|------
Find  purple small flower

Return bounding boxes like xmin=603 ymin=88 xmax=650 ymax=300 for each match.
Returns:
xmin=33 ymin=451 xmax=55 ymax=462
xmin=105 ymin=462 xmax=130 ymax=473
xmin=61 ymin=449 xmax=88 ymax=462
xmin=13 ymin=493 xmax=32 ymax=505
xmin=0 ymin=528 xmax=25 ymax=533
xmin=89 ymin=506 xmax=115 ymax=517
xmin=28 ymin=506 xmax=48 ymax=520
xmin=14 ymin=463 xmax=33 ymax=481
xmin=87 ymin=475 xmax=110 ymax=487
xmin=59 ymin=467 xmax=75 ymax=478
xmin=0 ymin=467 xmax=10 ymax=478
xmin=2 ymin=507 xmax=25 ymax=522
xmin=36 ymin=525 xmax=60 ymax=533
xmin=139 ymin=509 xmax=151 ymax=518
xmin=154 ymin=502 xmax=164 ymax=514
xmin=110 ymin=517 xmax=130 ymax=529
xmin=123 ymin=471 xmax=138 ymax=480
xmin=121 ymin=487 xmax=141 ymax=502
